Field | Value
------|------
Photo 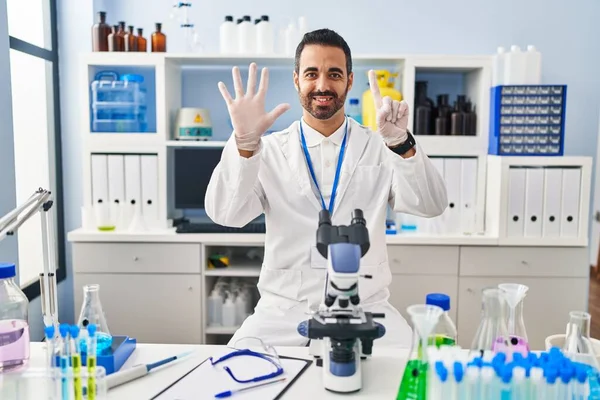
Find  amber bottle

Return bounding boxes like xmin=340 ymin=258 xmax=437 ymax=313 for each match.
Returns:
xmin=92 ymin=11 xmax=111 ymax=51
xmin=137 ymin=28 xmax=147 ymax=52
xmin=151 ymin=23 xmax=167 ymax=52
xmin=124 ymin=25 xmax=138 ymax=52
xmin=108 ymin=26 xmax=121 ymax=52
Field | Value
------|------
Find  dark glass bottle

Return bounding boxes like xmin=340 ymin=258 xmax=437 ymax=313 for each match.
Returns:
xmin=451 ymin=101 xmax=465 ymax=135
xmin=151 ymin=23 xmax=167 ymax=52
xmin=92 ymin=11 xmax=111 ymax=52
xmin=108 ymin=25 xmax=124 ymax=52
xmin=414 ymin=81 xmax=434 ymax=135
xmin=435 ymin=94 xmax=452 ymax=135
xmin=117 ymin=21 xmax=126 ymax=44
xmin=137 ymin=28 xmax=147 ymax=52
xmin=463 ymin=101 xmax=477 ymax=136
xmin=125 ymin=25 xmax=138 ymax=52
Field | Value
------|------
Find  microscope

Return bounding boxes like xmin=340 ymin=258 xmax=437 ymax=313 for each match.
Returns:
xmin=297 ymin=209 xmax=386 ymax=393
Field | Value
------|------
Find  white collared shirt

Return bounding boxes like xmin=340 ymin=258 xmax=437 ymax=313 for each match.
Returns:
xmin=300 ymin=118 xmax=347 ymax=206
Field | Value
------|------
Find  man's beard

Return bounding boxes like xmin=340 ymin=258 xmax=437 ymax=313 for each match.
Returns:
xmin=299 ymin=86 xmax=348 ymax=120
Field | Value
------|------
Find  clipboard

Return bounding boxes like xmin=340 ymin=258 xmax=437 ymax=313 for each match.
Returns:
xmin=150 ymin=352 xmax=313 ymax=400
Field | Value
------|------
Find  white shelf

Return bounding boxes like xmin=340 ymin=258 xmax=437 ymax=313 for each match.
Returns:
xmin=205 ymin=326 xmax=239 ymax=334
xmin=166 ymin=140 xmax=227 ymax=148
xmin=87 ymin=133 xmax=164 ymax=152
xmin=205 ymin=266 xmax=261 ymax=277
xmin=415 ymin=135 xmax=488 ymax=157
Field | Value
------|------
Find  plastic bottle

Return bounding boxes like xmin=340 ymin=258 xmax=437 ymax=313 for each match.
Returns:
xmin=0 ymin=263 xmax=30 ymax=372
xmin=208 ymin=289 xmax=223 ymax=326
xmin=222 ymin=295 xmax=237 ymax=327
xmin=504 ymin=45 xmax=527 ymax=85
xmin=136 ymin=28 xmax=147 ymax=52
xmin=525 ymin=45 xmax=542 ymax=84
xmin=124 ymin=25 xmax=138 ymax=52
xmin=492 ymin=46 xmax=505 ymax=87
xmin=92 ymin=11 xmax=111 ymax=52
xmin=425 ymin=293 xmax=457 ymax=347
xmin=151 ymin=23 xmax=167 ymax=52
xmin=284 ymin=22 xmax=298 ymax=55
xmin=219 ymin=16 xmax=236 ymax=54
xmin=256 ymin=15 xmax=274 ymax=54
xmin=298 ymin=16 xmax=308 ymax=37
xmin=347 ymin=98 xmax=362 ymax=124
xmin=363 ymin=70 xmax=402 ymax=131
xmin=237 ymin=16 xmax=254 ymax=54
xmin=235 ymin=293 xmax=246 ymax=325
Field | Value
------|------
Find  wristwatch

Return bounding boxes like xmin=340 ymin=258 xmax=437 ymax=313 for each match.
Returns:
xmin=389 ymin=130 xmax=416 ymax=155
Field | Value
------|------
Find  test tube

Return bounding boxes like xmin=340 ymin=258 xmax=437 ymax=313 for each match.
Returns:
xmin=71 ymin=325 xmax=83 ymax=400
xmin=58 ymin=324 xmax=71 ymax=400
xmin=87 ymin=324 xmax=98 ymax=400
xmin=44 ymin=325 xmax=56 ymax=369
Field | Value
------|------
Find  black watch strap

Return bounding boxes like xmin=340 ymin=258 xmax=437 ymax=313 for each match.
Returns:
xmin=389 ymin=130 xmax=416 ymax=155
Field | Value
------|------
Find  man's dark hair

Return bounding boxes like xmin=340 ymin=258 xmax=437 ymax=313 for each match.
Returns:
xmin=294 ymin=28 xmax=352 ymax=75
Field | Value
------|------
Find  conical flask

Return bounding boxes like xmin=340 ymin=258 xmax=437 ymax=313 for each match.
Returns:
xmin=498 ymin=283 xmax=529 ymax=355
xmin=77 ymin=284 xmax=113 ymax=353
xmin=563 ymin=311 xmax=600 ymax=367
xmin=471 ymin=288 xmax=512 ymax=357
xmin=396 ymin=304 xmax=443 ymax=400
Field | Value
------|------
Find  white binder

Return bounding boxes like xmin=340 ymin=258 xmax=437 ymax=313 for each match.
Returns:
xmin=524 ymin=168 xmax=544 ymax=237
xmin=443 ymin=158 xmax=462 ymax=234
xmin=107 ymin=155 xmax=125 ymax=227
xmin=140 ymin=155 xmax=159 ymax=229
xmin=542 ymin=168 xmax=562 ymax=237
xmin=91 ymin=154 xmax=108 ymax=206
xmin=506 ymin=167 xmax=526 ymax=237
xmin=560 ymin=168 xmax=581 ymax=237
xmin=427 ymin=158 xmax=446 ymax=235
xmin=124 ymin=154 xmax=142 ymax=215
xmin=460 ymin=158 xmax=478 ymax=234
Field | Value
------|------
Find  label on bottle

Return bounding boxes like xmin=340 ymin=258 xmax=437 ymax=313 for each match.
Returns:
xmin=397 ymin=359 xmax=428 ymax=400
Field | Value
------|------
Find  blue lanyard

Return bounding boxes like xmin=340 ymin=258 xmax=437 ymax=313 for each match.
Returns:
xmin=299 ymin=119 xmax=348 ymax=215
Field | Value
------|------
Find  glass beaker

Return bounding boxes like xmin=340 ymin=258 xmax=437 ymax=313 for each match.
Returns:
xmin=471 ymin=288 xmax=511 ymax=357
xmin=77 ymin=284 xmax=113 ymax=354
xmin=396 ymin=304 xmax=443 ymax=400
xmin=498 ymin=283 xmax=529 ymax=355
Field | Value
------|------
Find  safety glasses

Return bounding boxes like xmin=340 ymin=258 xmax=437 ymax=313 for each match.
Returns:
xmin=209 ymin=337 xmax=284 ymax=384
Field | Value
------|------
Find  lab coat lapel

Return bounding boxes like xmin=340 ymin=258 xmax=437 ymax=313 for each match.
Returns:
xmin=332 ymin=120 xmax=370 ymax=217
xmin=281 ymin=122 xmax=323 ymax=213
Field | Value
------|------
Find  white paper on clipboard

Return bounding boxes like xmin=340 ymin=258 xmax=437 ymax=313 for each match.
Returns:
xmin=151 ymin=348 xmax=311 ymax=400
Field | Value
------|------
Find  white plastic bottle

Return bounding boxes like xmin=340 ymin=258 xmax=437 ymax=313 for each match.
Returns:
xmin=284 ymin=22 xmax=298 ymax=55
xmin=208 ymin=289 xmax=223 ymax=326
xmin=504 ymin=45 xmax=527 ymax=85
xmin=222 ymin=295 xmax=237 ymax=327
xmin=237 ymin=15 xmax=254 ymax=54
xmin=219 ymin=15 xmax=236 ymax=54
xmin=492 ymin=46 xmax=505 ymax=87
xmin=235 ymin=293 xmax=246 ymax=325
xmin=525 ymin=45 xmax=542 ymax=84
xmin=256 ymin=15 xmax=274 ymax=54
xmin=298 ymin=16 xmax=308 ymax=37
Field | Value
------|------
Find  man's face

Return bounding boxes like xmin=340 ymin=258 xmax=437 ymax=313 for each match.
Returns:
xmin=294 ymin=45 xmax=353 ymax=120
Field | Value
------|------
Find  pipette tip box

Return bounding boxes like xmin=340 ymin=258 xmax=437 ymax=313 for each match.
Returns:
xmin=82 ymin=335 xmax=137 ymax=375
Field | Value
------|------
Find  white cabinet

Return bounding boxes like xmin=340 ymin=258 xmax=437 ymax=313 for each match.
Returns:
xmin=457 ymin=276 xmax=588 ymax=351
xmin=74 ymin=273 xmax=202 ymax=344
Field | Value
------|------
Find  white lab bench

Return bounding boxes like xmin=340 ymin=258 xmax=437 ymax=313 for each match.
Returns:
xmin=67 ymin=229 xmax=590 ymax=351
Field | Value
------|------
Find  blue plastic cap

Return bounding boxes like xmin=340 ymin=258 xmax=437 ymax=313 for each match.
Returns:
xmin=493 ymin=352 xmax=507 ymax=365
xmin=513 ymin=353 xmax=524 ymax=364
xmin=560 ymin=367 xmax=572 ymax=384
xmin=88 ymin=324 xmax=97 ymax=337
xmin=349 ymin=98 xmax=359 ymax=105
xmin=576 ymin=366 xmax=588 ymax=383
xmin=59 ymin=324 xmax=70 ymax=338
xmin=453 ymin=362 xmax=464 ymax=383
xmin=501 ymin=366 xmax=513 ymax=384
xmin=44 ymin=325 xmax=55 ymax=339
xmin=435 ymin=361 xmax=448 ymax=382
xmin=0 ymin=263 xmax=16 ymax=279
xmin=425 ymin=293 xmax=450 ymax=311
xmin=70 ymin=325 xmax=80 ymax=339
xmin=120 ymin=74 xmax=144 ymax=83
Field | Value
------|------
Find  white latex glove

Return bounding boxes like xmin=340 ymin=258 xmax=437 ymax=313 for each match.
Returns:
xmin=218 ymin=63 xmax=291 ymax=152
xmin=368 ymin=69 xmax=409 ymax=147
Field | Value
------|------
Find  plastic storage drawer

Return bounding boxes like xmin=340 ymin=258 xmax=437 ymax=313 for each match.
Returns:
xmin=488 ymin=85 xmax=567 ymax=156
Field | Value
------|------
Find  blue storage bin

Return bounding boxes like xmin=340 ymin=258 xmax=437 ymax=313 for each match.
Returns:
xmin=488 ymin=85 xmax=567 ymax=156
xmin=90 ymin=71 xmax=149 ymax=133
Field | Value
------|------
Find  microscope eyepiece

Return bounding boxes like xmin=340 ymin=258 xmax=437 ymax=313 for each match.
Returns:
xmin=351 ymin=209 xmax=366 ymax=226
xmin=319 ymin=209 xmax=332 ymax=226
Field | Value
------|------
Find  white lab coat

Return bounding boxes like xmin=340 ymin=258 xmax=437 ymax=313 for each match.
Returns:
xmin=205 ymin=118 xmax=448 ymax=348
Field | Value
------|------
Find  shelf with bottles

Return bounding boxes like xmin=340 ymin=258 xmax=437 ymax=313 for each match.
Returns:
xmin=87 ymin=65 xmax=158 ymax=136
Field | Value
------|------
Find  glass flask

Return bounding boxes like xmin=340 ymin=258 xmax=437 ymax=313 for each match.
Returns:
xmin=137 ymin=28 xmax=147 ymax=52
xmin=77 ymin=284 xmax=112 ymax=354
xmin=498 ymin=283 xmax=529 ymax=355
xmin=425 ymin=293 xmax=457 ymax=347
xmin=151 ymin=23 xmax=167 ymax=52
xmin=124 ymin=25 xmax=138 ymax=52
xmin=108 ymin=25 xmax=124 ymax=52
xmin=471 ymin=287 xmax=511 ymax=357
xmin=0 ymin=263 xmax=30 ymax=372
xmin=397 ymin=304 xmax=443 ymax=400
xmin=91 ymin=11 xmax=111 ymax=52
